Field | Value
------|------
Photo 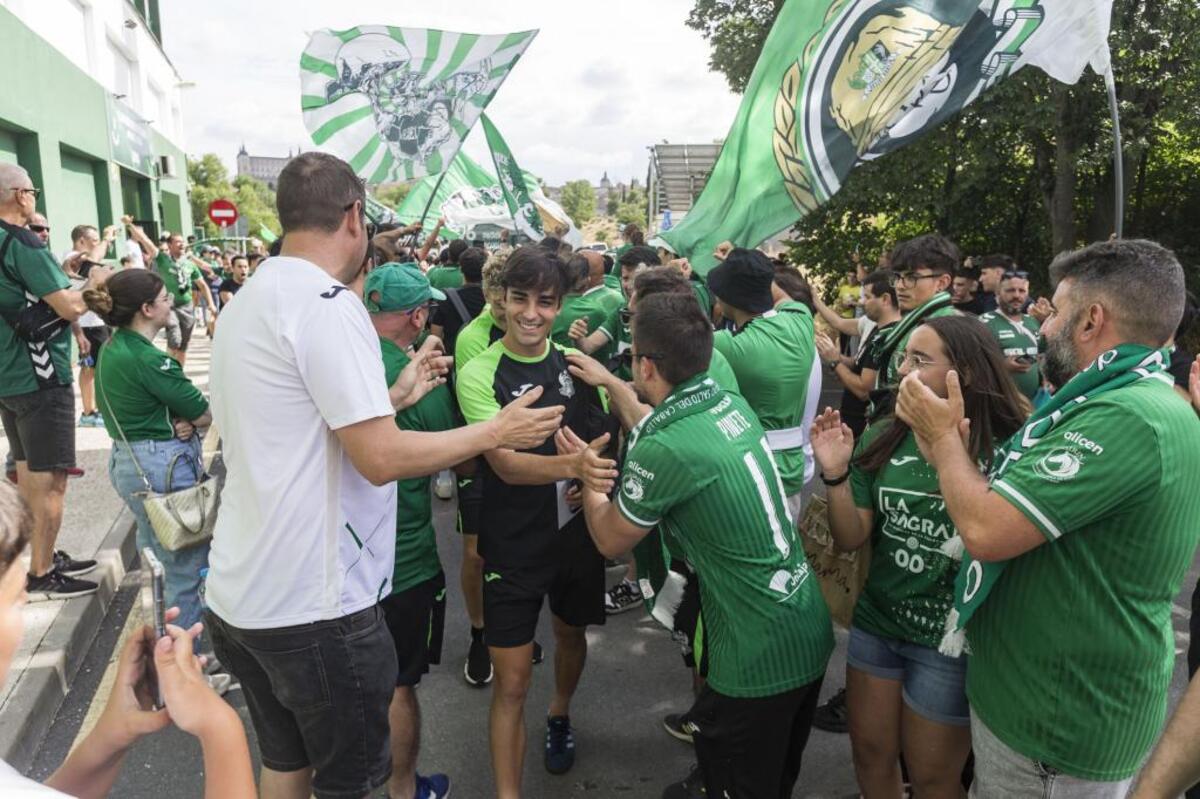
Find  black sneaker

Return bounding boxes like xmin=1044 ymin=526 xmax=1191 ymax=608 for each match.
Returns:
xmin=544 ymin=715 xmax=575 ymax=774
xmin=532 ymin=640 xmax=544 ymax=664
xmin=813 ymin=687 xmax=849 ymax=733
xmin=605 ymin=579 xmax=643 ymax=614
xmin=27 ymin=569 xmax=99 ymax=602
xmin=661 ymin=764 xmax=705 ymax=798
xmin=464 ymin=627 xmax=493 ymax=686
xmin=53 ymin=549 xmax=97 ymax=577
xmin=663 ymin=713 xmax=694 ymax=744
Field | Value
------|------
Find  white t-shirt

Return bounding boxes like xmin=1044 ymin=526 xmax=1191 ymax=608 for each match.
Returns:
xmin=206 ymin=256 xmax=396 ymax=629
xmin=801 ymin=356 xmax=822 ymax=485
xmin=0 ymin=761 xmax=71 ymax=796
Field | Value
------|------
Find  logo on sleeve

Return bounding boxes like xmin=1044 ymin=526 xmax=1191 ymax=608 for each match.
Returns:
xmin=1034 ymin=447 xmax=1083 ymax=482
xmin=622 ymin=474 xmax=645 ymax=502
xmin=160 ymin=359 xmax=173 ymax=371
xmin=320 ymin=286 xmax=349 ymax=299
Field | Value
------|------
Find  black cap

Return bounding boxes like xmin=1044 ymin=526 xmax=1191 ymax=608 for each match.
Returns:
xmin=706 ymin=248 xmax=775 ymax=314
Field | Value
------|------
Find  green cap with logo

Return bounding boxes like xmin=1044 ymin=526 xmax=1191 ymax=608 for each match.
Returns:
xmin=364 ymin=263 xmax=446 ymax=313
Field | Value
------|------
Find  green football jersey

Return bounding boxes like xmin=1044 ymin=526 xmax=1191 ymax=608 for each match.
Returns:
xmin=967 ymin=378 xmax=1200 ymax=780
xmin=617 ymin=372 xmax=834 ymax=697
xmin=596 ymin=301 xmax=632 ymax=380
xmin=96 ymin=329 xmax=209 ymax=441
xmin=380 ymin=337 xmax=457 ymax=592
xmin=850 ymin=425 xmax=961 ymax=648
xmin=154 ymin=252 xmax=202 ymax=306
xmin=0 ymin=221 xmax=73 ymax=396
xmin=551 ymin=285 xmax=624 ymax=349
xmin=427 ymin=265 xmax=464 ymax=290
xmin=980 ymin=311 xmax=1042 ymax=399
xmin=602 ymin=272 xmax=622 ymax=292
xmin=711 ymin=302 xmax=815 ymax=496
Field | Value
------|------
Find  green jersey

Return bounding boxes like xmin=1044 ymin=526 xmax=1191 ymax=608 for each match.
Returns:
xmin=96 ymin=328 xmax=209 ymax=440
xmin=380 ymin=338 xmax=457 ymax=592
xmin=968 ymin=378 xmax=1200 ymax=780
xmin=712 ymin=302 xmax=815 ymax=496
xmin=602 ymin=272 xmax=621 ymax=292
xmin=0 ymin=221 xmax=72 ymax=396
xmin=453 ymin=311 xmax=504 ymax=373
xmin=707 ymin=348 xmax=740 ymax=395
xmin=551 ymin=285 xmax=624 ymax=349
xmin=617 ymin=372 xmax=834 ymax=697
xmin=980 ymin=311 xmax=1042 ymax=399
xmin=154 ymin=252 xmax=202 ymax=307
xmin=850 ymin=425 xmax=960 ymax=648
xmin=596 ymin=301 xmax=632 ymax=380
xmin=427 ymin=265 xmax=464 ymax=290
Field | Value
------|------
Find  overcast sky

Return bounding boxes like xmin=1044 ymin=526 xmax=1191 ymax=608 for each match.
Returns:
xmin=160 ymin=1 xmax=742 ymax=187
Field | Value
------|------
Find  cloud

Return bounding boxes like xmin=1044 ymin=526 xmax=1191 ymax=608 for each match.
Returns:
xmin=160 ymin=0 xmax=741 ymax=186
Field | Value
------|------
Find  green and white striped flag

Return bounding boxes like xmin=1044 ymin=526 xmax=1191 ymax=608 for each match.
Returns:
xmin=300 ymin=26 xmax=538 ymax=183
xmin=480 ymin=113 xmax=543 ymax=240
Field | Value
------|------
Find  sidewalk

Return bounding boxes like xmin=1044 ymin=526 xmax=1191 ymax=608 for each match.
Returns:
xmin=0 ymin=329 xmax=214 ymax=770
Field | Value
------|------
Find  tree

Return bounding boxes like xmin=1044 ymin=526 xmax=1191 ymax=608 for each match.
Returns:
xmin=373 ymin=182 xmax=411 ymax=209
xmin=560 ymin=180 xmax=596 ymax=226
xmin=615 ymin=186 xmax=648 ymax=227
xmin=689 ymin=0 xmax=1200 ymax=294
xmin=187 ymin=154 xmax=279 ymax=239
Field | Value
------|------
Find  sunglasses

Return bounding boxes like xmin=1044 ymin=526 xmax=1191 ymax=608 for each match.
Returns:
xmin=618 ymin=350 xmax=661 ymax=368
xmin=1002 ymin=270 xmax=1029 ymax=280
xmin=28 ymin=224 xmax=49 ymax=233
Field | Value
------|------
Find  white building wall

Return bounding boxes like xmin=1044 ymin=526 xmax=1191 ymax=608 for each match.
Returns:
xmin=0 ymin=0 xmax=186 ymax=149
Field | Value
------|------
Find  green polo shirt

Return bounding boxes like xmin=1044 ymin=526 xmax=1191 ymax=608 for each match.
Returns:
xmin=154 ymin=252 xmax=202 ymax=307
xmin=96 ymin=328 xmax=208 ymax=440
xmin=0 ymin=221 xmax=72 ymax=396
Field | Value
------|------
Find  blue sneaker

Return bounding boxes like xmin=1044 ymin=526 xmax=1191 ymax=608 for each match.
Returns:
xmin=414 ymin=772 xmax=450 ymax=799
xmin=544 ymin=715 xmax=575 ymax=775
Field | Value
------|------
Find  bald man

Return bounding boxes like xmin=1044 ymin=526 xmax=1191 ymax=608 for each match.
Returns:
xmin=0 ymin=164 xmax=111 ymax=600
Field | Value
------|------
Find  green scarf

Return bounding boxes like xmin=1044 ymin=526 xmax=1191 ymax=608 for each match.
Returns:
xmin=870 ymin=291 xmax=954 ymax=384
xmin=938 ymin=344 xmax=1172 ymax=656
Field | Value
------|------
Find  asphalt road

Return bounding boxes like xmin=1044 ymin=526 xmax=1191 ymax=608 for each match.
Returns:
xmin=25 ymin=375 xmax=1200 ymax=798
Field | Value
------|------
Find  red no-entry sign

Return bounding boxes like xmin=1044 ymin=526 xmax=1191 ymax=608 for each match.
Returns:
xmin=207 ymin=199 xmax=239 ymax=228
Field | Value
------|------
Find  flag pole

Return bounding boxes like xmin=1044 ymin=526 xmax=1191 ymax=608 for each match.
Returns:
xmin=1104 ymin=67 xmax=1124 ymax=238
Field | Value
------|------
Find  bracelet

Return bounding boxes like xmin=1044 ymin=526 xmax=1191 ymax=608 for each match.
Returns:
xmin=821 ymin=470 xmax=850 ymax=487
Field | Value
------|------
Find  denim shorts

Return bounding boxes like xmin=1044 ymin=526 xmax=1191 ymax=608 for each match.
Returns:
xmin=206 ymin=604 xmax=397 ymax=799
xmin=847 ymin=625 xmax=969 ymax=726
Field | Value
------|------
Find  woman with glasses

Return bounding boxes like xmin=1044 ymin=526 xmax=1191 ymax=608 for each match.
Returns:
xmin=83 ymin=270 xmax=215 ymax=645
xmin=811 ymin=315 xmax=1029 ymax=799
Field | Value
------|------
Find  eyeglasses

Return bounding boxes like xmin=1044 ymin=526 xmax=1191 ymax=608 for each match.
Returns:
xmin=9 ymin=187 xmax=40 ymax=199
xmin=1002 ymin=270 xmax=1029 ymax=280
xmin=27 ymin=224 xmax=49 ymax=233
xmin=619 ymin=350 xmax=662 ymax=368
xmin=343 ymin=199 xmax=378 ymax=240
xmin=889 ymin=271 xmax=942 ymax=288
xmin=899 ymin=352 xmax=947 ymax=371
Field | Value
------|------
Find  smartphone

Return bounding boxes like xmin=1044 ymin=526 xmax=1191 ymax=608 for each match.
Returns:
xmin=140 ymin=548 xmax=166 ymax=710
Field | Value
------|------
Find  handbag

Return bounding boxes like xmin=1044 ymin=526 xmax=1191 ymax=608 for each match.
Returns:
xmin=98 ymin=354 xmax=219 ymax=551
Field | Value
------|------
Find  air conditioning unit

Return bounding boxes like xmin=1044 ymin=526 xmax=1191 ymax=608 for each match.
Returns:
xmin=159 ymin=155 xmax=176 ymax=177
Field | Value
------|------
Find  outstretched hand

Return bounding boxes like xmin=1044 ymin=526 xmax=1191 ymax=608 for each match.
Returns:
xmin=566 ymin=352 xmax=611 ymax=389
xmin=493 ymin=386 xmax=564 ymax=450
xmin=392 ymin=336 xmax=452 ymax=410
xmin=809 ymin=407 xmax=855 ymax=476
xmin=558 ymin=426 xmax=618 ymax=494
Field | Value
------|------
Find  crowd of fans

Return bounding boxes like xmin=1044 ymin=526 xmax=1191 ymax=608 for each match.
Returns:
xmin=1 ymin=151 xmax=1200 ymax=799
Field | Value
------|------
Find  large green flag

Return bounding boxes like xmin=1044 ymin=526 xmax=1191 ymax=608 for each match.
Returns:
xmin=391 ymin=151 xmax=497 ymax=231
xmin=658 ymin=0 xmax=1114 ymax=272
xmin=300 ymin=26 xmax=537 ymax=183
xmin=480 ymin=113 xmax=543 ymax=240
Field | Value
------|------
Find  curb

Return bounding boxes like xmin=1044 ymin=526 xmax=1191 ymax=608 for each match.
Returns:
xmin=0 ymin=507 xmax=139 ymax=771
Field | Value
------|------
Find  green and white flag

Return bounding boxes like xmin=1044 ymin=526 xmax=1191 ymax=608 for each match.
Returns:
xmin=480 ymin=113 xmax=543 ymax=240
xmin=300 ymin=26 xmax=538 ymax=183
xmin=392 ymin=151 xmax=497 ymax=232
xmin=658 ymin=0 xmax=1114 ymax=272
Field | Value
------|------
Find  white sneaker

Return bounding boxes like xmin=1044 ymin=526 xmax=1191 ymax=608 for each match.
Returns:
xmin=206 ymin=673 xmax=234 ymax=696
xmin=434 ymin=469 xmax=454 ymax=500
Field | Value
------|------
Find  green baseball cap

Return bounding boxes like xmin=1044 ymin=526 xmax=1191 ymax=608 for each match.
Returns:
xmin=364 ymin=263 xmax=446 ymax=313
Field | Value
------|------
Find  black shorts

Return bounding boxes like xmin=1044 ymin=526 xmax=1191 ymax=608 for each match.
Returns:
xmin=206 ymin=605 xmax=397 ymax=799
xmin=78 ymin=325 xmax=109 ymax=366
xmin=482 ymin=517 xmax=605 ymax=648
xmin=381 ymin=571 xmax=446 ymax=687
xmin=0 ymin=385 xmax=76 ymax=471
xmin=671 ymin=561 xmax=708 ymax=677
xmin=684 ymin=678 xmax=824 ymax=799
xmin=456 ymin=474 xmax=482 ymax=535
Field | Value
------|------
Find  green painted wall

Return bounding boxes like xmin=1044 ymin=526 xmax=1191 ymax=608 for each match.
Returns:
xmin=0 ymin=6 xmax=191 ymax=254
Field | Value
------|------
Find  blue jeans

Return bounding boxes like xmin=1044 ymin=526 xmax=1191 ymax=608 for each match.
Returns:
xmin=108 ymin=437 xmax=211 ymax=634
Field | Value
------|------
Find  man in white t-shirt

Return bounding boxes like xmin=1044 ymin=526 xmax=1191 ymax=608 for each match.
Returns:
xmin=206 ymin=152 xmax=564 ymax=799
xmin=62 ymin=223 xmax=118 ymax=427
